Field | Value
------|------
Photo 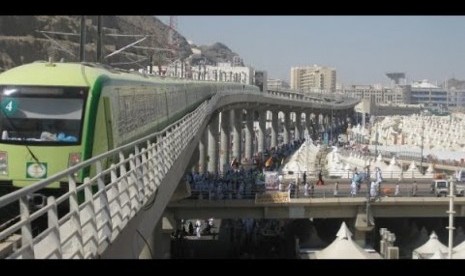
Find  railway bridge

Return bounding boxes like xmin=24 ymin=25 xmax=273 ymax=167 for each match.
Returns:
xmin=6 ymin=86 xmax=446 ymax=259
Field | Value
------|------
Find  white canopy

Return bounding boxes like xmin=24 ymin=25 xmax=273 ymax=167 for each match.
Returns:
xmin=412 ymin=231 xmax=448 ymax=259
xmin=405 ymin=160 xmax=423 ymax=179
xmin=429 ymin=249 xmax=445 ymax=259
xmin=453 ymin=249 xmax=465 ymax=259
xmin=315 ymin=222 xmax=381 ymax=259
xmin=454 ymin=240 xmax=465 ymax=253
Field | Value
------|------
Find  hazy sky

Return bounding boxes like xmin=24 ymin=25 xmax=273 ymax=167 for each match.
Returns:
xmin=158 ymin=16 xmax=465 ymax=85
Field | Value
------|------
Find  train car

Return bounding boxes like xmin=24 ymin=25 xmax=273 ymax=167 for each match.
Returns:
xmin=0 ymin=61 xmax=259 ymax=196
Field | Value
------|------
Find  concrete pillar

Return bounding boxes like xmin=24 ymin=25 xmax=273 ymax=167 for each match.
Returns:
xmin=244 ymin=109 xmax=254 ymax=164
xmin=283 ymin=110 xmax=290 ymax=145
xmin=207 ymin=112 xmax=219 ymax=174
xmin=354 ymin=210 xmax=375 ymax=249
xmin=258 ymin=109 xmax=266 ymax=154
xmin=305 ymin=113 xmax=311 ymax=139
xmin=143 ymin=213 xmax=176 ymax=259
xmin=317 ymin=113 xmax=323 ymax=138
xmin=265 ymin=111 xmax=271 ymax=149
xmin=295 ymin=111 xmax=302 ymax=141
xmin=325 ymin=114 xmax=330 ymax=141
xmin=353 ymin=230 xmax=367 ymax=248
xmin=232 ymin=108 xmax=242 ymax=163
xmin=329 ymin=113 xmax=334 ymax=143
xmin=219 ymin=110 xmax=230 ymax=173
xmin=271 ymin=110 xmax=278 ymax=149
xmin=198 ymin=129 xmax=207 ymax=174
xmin=189 ymin=144 xmax=199 ymax=173
xmin=336 ymin=115 xmax=342 ymax=137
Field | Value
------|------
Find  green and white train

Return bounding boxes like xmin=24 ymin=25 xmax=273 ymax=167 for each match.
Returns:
xmin=0 ymin=61 xmax=259 ymax=195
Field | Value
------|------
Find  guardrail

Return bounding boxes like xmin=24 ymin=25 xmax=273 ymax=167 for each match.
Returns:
xmin=266 ymin=89 xmax=359 ymax=107
xmin=0 ymin=93 xmax=216 ymax=259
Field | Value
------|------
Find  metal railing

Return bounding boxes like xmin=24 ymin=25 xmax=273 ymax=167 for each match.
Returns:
xmin=0 ymin=93 xmax=216 ymax=259
xmin=266 ymin=88 xmax=359 ymax=107
xmin=0 ymin=87 xmax=355 ymax=259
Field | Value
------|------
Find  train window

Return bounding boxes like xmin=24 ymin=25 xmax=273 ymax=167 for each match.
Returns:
xmin=0 ymin=86 xmax=88 ymax=145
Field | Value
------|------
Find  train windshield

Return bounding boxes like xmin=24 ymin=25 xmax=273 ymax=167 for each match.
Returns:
xmin=0 ymin=86 xmax=88 ymax=145
xmin=437 ymin=181 xmax=448 ymax=188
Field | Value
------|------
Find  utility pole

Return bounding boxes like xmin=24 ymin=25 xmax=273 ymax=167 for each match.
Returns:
xmin=447 ymin=176 xmax=455 ymax=259
xmin=374 ymin=106 xmax=378 ymax=157
xmin=375 ymin=123 xmax=378 ymax=157
xmin=79 ymin=16 xmax=86 ymax=62
xmin=366 ymin=165 xmax=371 ymax=218
xmin=97 ymin=16 xmax=103 ymax=63
xmin=446 ymin=177 xmax=455 ymax=259
xmin=330 ymin=108 xmax=333 ymax=145
xmin=420 ymin=119 xmax=425 ymax=174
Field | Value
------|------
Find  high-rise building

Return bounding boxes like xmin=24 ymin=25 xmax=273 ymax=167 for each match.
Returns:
xmin=290 ymin=65 xmax=336 ymax=93
xmin=267 ymin=79 xmax=290 ymax=90
xmin=151 ymin=61 xmax=255 ymax=84
xmin=339 ymin=84 xmax=407 ymax=105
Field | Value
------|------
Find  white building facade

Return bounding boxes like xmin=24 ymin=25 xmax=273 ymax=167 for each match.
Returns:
xmin=290 ymin=65 xmax=336 ymax=93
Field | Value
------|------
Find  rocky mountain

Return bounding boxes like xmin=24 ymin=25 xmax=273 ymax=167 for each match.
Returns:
xmin=189 ymin=42 xmax=243 ymax=66
xmin=0 ymin=16 xmax=243 ymax=72
xmin=0 ymin=16 xmax=191 ymax=71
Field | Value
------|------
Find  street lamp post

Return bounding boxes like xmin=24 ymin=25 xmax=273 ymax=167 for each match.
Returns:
xmin=420 ymin=120 xmax=425 ymax=174
xmin=366 ymin=165 xmax=370 ymax=208
xmin=375 ymin=123 xmax=378 ymax=157
xmin=447 ymin=176 xmax=455 ymax=259
xmin=330 ymin=108 xmax=333 ymax=145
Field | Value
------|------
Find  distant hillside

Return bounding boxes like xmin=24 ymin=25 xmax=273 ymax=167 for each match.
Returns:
xmin=0 ymin=16 xmax=193 ymax=71
xmin=188 ymin=42 xmax=243 ymax=66
xmin=0 ymin=16 xmax=244 ymax=73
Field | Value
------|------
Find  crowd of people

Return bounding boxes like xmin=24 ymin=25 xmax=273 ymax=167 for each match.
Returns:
xmin=184 ymin=137 xmax=423 ymax=201
xmin=184 ymin=139 xmax=305 ymax=200
xmin=171 ymin=218 xmax=291 ymax=258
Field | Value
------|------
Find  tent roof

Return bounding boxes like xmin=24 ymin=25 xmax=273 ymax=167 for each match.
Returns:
xmin=336 ymin=221 xmax=352 ymax=239
xmin=315 ymin=238 xmax=373 ymax=259
xmin=315 ymin=222 xmax=381 ymax=259
xmin=413 ymin=231 xmax=448 ymax=256
xmin=430 ymin=249 xmax=445 ymax=259
xmin=453 ymin=249 xmax=465 ymax=259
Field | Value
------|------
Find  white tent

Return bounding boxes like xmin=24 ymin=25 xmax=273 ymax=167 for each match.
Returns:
xmin=412 ymin=231 xmax=448 ymax=259
xmin=370 ymin=153 xmax=390 ymax=174
xmin=385 ymin=162 xmax=403 ymax=179
xmin=405 ymin=160 xmax=423 ymax=179
xmin=424 ymin=163 xmax=435 ymax=178
xmin=429 ymin=249 xmax=445 ymax=259
xmin=314 ymin=222 xmax=381 ymax=259
xmin=453 ymin=248 xmax=465 ymax=259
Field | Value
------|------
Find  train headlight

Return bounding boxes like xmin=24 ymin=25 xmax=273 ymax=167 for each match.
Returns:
xmin=0 ymin=151 xmax=8 ymax=175
xmin=68 ymin=152 xmax=81 ymax=177
xmin=68 ymin=152 xmax=81 ymax=167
